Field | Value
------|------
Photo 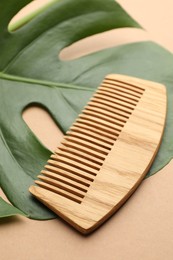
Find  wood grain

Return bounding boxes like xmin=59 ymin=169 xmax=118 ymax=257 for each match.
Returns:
xmin=29 ymin=74 xmax=166 ymax=234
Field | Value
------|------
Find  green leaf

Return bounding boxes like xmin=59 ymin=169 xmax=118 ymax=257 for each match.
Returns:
xmin=0 ymin=0 xmax=172 ymax=219
xmin=0 ymin=0 xmax=141 ymax=219
xmin=0 ymin=197 xmax=26 ymax=218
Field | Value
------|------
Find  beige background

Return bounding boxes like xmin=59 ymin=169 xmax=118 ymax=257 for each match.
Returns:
xmin=1 ymin=0 xmax=173 ymax=259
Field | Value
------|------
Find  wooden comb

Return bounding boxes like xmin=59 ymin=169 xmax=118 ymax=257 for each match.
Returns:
xmin=29 ymin=74 xmax=166 ymax=234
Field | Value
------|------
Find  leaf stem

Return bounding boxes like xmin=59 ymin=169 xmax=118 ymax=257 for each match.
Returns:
xmin=0 ymin=72 xmax=93 ymax=91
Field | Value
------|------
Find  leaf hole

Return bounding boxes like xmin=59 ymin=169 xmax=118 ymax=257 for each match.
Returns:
xmin=8 ymin=0 xmax=54 ymax=32
xmin=22 ymin=105 xmax=63 ymax=152
xmin=59 ymin=28 xmax=149 ymax=61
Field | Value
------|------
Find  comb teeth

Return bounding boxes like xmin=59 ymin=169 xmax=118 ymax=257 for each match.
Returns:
xmin=104 ymin=77 xmax=145 ymax=95
xmin=34 ymin=75 xmax=144 ymax=204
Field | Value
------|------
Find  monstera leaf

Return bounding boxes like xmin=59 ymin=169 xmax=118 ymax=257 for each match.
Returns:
xmin=0 ymin=197 xmax=26 ymax=218
xmin=0 ymin=0 xmax=173 ymax=219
